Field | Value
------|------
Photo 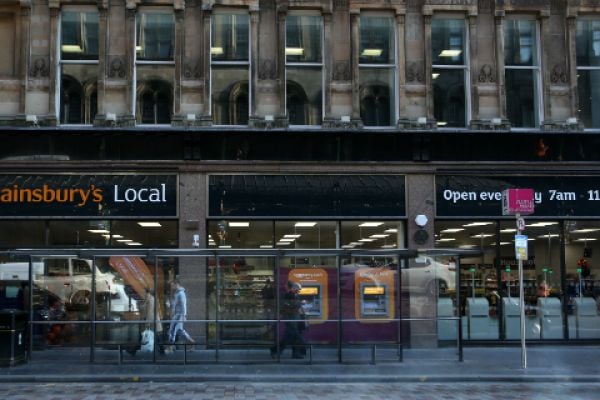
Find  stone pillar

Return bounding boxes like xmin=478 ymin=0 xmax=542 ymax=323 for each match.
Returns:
xmin=396 ymin=13 xmax=407 ymax=123
xmin=250 ymin=9 xmax=259 ymax=118
xmin=350 ymin=11 xmax=360 ymax=120
xmin=566 ymin=14 xmax=578 ymax=118
xmin=202 ymin=8 xmax=211 ymax=121
xmin=468 ymin=15 xmax=478 ymax=123
xmin=48 ymin=4 xmax=59 ymax=123
xmin=125 ymin=5 xmax=136 ymax=123
xmin=540 ymin=12 xmax=551 ymax=123
xmin=96 ymin=4 xmax=108 ymax=118
xmin=178 ymin=173 xmax=208 ymax=342
xmin=406 ymin=174 xmax=436 ymax=347
xmin=423 ymin=14 xmax=433 ymax=120
xmin=495 ymin=12 xmax=507 ymax=120
xmin=174 ymin=7 xmax=185 ymax=117
xmin=323 ymin=11 xmax=332 ymax=120
xmin=19 ymin=2 xmax=31 ymax=114
xmin=276 ymin=8 xmax=286 ymax=122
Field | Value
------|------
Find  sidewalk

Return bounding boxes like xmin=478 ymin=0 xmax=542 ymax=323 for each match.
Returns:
xmin=1 ymin=346 xmax=599 ymax=383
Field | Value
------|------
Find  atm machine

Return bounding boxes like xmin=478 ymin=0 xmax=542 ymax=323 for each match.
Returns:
xmin=359 ymin=284 xmax=389 ymax=318
xmin=298 ymin=284 xmax=323 ymax=318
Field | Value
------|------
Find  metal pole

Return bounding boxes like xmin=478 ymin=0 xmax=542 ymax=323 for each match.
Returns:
xmin=517 ymin=213 xmax=527 ymax=369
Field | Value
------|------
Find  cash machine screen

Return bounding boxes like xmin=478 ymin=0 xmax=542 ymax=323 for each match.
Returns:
xmin=298 ymin=284 xmax=322 ymax=317
xmin=360 ymin=284 xmax=388 ymax=317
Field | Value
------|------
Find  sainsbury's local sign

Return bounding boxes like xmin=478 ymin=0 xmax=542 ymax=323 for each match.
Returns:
xmin=436 ymin=175 xmax=600 ymax=217
xmin=0 ymin=175 xmax=177 ymax=217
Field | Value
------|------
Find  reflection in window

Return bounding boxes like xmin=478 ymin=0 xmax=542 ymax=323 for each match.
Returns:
xmin=432 ymin=19 xmax=467 ymax=128
xmin=136 ymin=13 xmax=174 ymax=61
xmin=359 ymin=17 xmax=395 ymax=126
xmin=576 ymin=20 xmax=600 ymax=128
xmin=286 ymin=15 xmax=322 ymax=125
xmin=60 ymin=11 xmax=99 ymax=125
xmin=211 ymin=14 xmax=249 ymax=125
xmin=504 ymin=20 xmax=540 ymax=128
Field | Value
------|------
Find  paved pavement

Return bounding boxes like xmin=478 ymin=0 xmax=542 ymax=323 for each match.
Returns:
xmin=1 ymin=345 xmax=600 ymax=384
xmin=3 ymin=382 xmax=600 ymax=400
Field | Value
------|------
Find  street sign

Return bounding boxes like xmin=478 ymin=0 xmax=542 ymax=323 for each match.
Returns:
xmin=515 ymin=234 xmax=528 ymax=260
xmin=516 ymin=217 xmax=526 ymax=232
xmin=502 ymin=188 xmax=535 ymax=215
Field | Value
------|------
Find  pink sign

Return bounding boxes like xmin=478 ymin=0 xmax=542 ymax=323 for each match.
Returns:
xmin=502 ymin=188 xmax=535 ymax=215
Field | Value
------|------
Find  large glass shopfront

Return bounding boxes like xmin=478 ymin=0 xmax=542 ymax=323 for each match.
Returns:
xmin=436 ymin=175 xmax=600 ymax=341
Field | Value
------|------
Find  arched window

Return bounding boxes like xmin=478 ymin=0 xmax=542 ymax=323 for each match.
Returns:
xmin=286 ymin=81 xmax=308 ymax=125
xmin=60 ymin=76 xmax=98 ymax=124
xmin=360 ymin=84 xmax=390 ymax=127
xmin=137 ymin=79 xmax=172 ymax=124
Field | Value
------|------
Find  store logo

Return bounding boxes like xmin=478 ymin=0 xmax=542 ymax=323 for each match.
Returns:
xmin=0 ymin=184 xmax=103 ymax=207
xmin=113 ymin=184 xmax=167 ymax=203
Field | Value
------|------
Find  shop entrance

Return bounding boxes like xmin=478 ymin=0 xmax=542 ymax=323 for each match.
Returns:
xmin=0 ymin=248 xmax=475 ymax=364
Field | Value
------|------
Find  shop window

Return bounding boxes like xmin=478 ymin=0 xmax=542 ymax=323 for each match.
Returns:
xmin=576 ymin=20 xmax=600 ymax=129
xmin=431 ymin=19 xmax=468 ymax=128
xmin=211 ymin=13 xmax=250 ymax=125
xmin=135 ymin=11 xmax=175 ymax=125
xmin=504 ymin=19 xmax=541 ymax=128
xmin=285 ymin=15 xmax=323 ymax=126
xmin=59 ymin=11 xmax=99 ymax=124
xmin=359 ymin=16 xmax=396 ymax=127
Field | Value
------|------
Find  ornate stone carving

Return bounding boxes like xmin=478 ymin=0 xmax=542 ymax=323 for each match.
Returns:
xmin=333 ymin=0 xmax=349 ymax=11
xmin=406 ymin=62 xmax=424 ymax=83
xmin=108 ymin=57 xmax=126 ymax=79
xmin=258 ymin=59 xmax=276 ymax=80
xmin=29 ymin=57 xmax=49 ymax=78
xmin=332 ymin=60 xmax=351 ymax=81
xmin=478 ymin=64 xmax=496 ymax=83
xmin=184 ymin=60 xmax=202 ymax=79
xmin=551 ymin=64 xmax=568 ymax=84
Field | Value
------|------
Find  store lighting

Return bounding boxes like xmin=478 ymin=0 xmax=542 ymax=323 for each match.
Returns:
xmin=349 ymin=242 xmax=364 ymax=246
xmin=138 ymin=222 xmax=162 ymax=227
xmin=229 ymin=222 xmax=250 ymax=227
xmin=285 ymin=47 xmax=304 ymax=55
xmin=439 ymin=49 xmax=462 ymax=57
xmin=358 ymin=238 xmax=376 ymax=242
xmin=342 ymin=244 xmax=355 ymax=249
xmin=283 ymin=234 xmax=301 ymax=238
xmin=432 ymin=73 xmax=440 ymax=79
xmin=211 ymin=47 xmax=224 ymax=55
xmin=570 ymin=229 xmax=600 ymax=233
xmin=436 ymin=238 xmax=456 ymax=242
xmin=459 ymin=244 xmax=477 ymax=249
xmin=126 ymin=242 xmax=143 ymax=246
xmin=295 ymin=222 xmax=317 ymax=227
xmin=135 ymin=45 xmax=143 ymax=52
xmin=384 ymin=229 xmax=398 ymax=233
xmin=528 ymin=222 xmax=558 ymax=227
xmin=276 ymin=241 xmax=292 ymax=246
xmin=499 ymin=242 xmax=510 ymax=245
xmin=218 ymin=245 xmax=232 ymax=248
xmin=61 ymin=45 xmax=83 ymax=53
xmin=117 ymin=239 xmax=133 ymax=243
xmin=279 ymin=238 xmax=295 ymax=242
xmin=88 ymin=229 xmax=110 ymax=234
xmin=102 ymin=234 xmax=123 ymax=239
xmin=381 ymin=244 xmax=397 ymax=249
xmin=470 ymin=234 xmax=494 ymax=238
xmin=538 ymin=234 xmax=560 ymax=238
xmin=440 ymin=228 xmax=464 ymax=233
xmin=500 ymin=228 xmax=517 ymax=233
xmin=437 ymin=121 xmax=448 ymax=126
xmin=462 ymin=222 xmax=493 ymax=227
xmin=370 ymin=234 xmax=389 ymax=239
xmin=574 ymin=238 xmax=597 ymax=242
xmin=359 ymin=222 xmax=384 ymax=227
xmin=260 ymin=245 xmax=273 ymax=248
xmin=361 ymin=48 xmax=382 ymax=57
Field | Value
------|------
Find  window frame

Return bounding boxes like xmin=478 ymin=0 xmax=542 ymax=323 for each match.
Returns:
xmin=358 ymin=14 xmax=398 ymax=128
xmin=210 ymin=10 xmax=251 ymax=127
xmin=134 ymin=9 xmax=176 ymax=126
xmin=58 ymin=8 xmax=99 ymax=126
xmin=504 ymin=17 xmax=544 ymax=129
xmin=431 ymin=17 xmax=471 ymax=129
xmin=284 ymin=11 xmax=325 ymax=128
xmin=575 ymin=17 xmax=600 ymax=131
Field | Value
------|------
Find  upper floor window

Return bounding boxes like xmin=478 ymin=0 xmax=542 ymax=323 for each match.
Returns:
xmin=211 ymin=13 xmax=250 ymax=125
xmin=431 ymin=18 xmax=468 ymax=128
xmin=135 ymin=11 xmax=174 ymax=125
xmin=59 ymin=11 xmax=99 ymax=125
xmin=576 ymin=19 xmax=600 ymax=129
xmin=504 ymin=19 xmax=541 ymax=128
xmin=286 ymin=14 xmax=323 ymax=126
xmin=359 ymin=16 xmax=396 ymax=127
xmin=136 ymin=13 xmax=174 ymax=61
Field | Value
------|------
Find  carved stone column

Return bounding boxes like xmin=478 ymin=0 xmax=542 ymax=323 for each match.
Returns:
xmin=48 ymin=5 xmax=59 ymax=123
xmin=396 ymin=13 xmax=407 ymax=125
xmin=125 ymin=6 xmax=136 ymax=123
xmin=250 ymin=9 xmax=259 ymax=118
xmin=277 ymin=8 xmax=286 ymax=123
xmin=423 ymin=15 xmax=433 ymax=120
xmin=350 ymin=11 xmax=360 ymax=120
xmin=19 ymin=2 xmax=31 ymax=114
xmin=202 ymin=8 xmax=212 ymax=121
xmin=174 ymin=7 xmax=185 ymax=117
xmin=495 ymin=12 xmax=507 ymax=120
xmin=323 ymin=11 xmax=332 ymax=120
xmin=468 ymin=15 xmax=478 ymax=123
xmin=540 ymin=12 xmax=551 ymax=124
xmin=566 ymin=14 xmax=578 ymax=118
xmin=96 ymin=4 xmax=108 ymax=119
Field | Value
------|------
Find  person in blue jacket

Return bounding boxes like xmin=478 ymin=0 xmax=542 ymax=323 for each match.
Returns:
xmin=168 ymin=280 xmax=195 ymax=348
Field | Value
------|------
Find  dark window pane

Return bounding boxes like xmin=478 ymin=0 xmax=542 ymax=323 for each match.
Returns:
xmin=432 ymin=19 xmax=465 ymax=66
xmin=359 ymin=67 xmax=395 ymax=126
xmin=504 ymin=20 xmax=537 ymax=66
xmin=286 ymin=67 xmax=322 ymax=125
xmin=138 ymin=79 xmax=173 ymax=124
xmin=61 ymin=12 xmax=99 ymax=60
xmin=578 ymin=70 xmax=600 ymax=128
xmin=286 ymin=16 xmax=322 ymax=63
xmin=506 ymin=69 xmax=537 ymax=128
xmin=211 ymin=66 xmax=249 ymax=125
xmin=211 ymin=14 xmax=249 ymax=61
xmin=359 ymin=17 xmax=394 ymax=64
xmin=576 ymin=20 xmax=600 ymax=67
xmin=136 ymin=13 xmax=175 ymax=61
xmin=433 ymin=69 xmax=465 ymax=127
xmin=0 ymin=221 xmax=45 ymax=249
